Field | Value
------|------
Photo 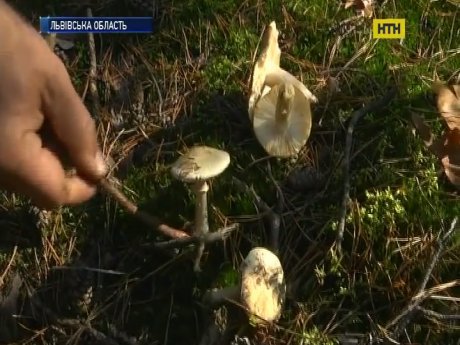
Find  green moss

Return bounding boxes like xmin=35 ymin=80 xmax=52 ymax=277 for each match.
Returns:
xmin=201 ymin=56 xmax=240 ymax=92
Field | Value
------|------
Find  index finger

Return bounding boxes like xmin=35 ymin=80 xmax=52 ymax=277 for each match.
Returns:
xmin=1 ymin=130 xmax=97 ymax=209
xmin=40 ymin=56 xmax=105 ymax=182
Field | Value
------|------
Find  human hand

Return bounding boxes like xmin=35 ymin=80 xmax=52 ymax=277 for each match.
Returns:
xmin=0 ymin=2 xmax=107 ymax=209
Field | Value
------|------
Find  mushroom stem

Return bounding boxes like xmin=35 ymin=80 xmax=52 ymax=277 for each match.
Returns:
xmin=265 ymin=67 xmax=318 ymax=103
xmin=192 ymin=180 xmax=210 ymax=271
xmin=203 ymin=285 xmax=240 ymax=307
xmin=193 ymin=181 xmax=210 ymax=235
xmin=275 ymin=83 xmax=295 ymax=125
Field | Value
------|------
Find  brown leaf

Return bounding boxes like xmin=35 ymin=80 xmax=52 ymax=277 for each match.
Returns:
xmin=410 ymin=113 xmax=444 ymax=158
xmin=444 ymin=128 xmax=460 ymax=164
xmin=414 ymin=84 xmax=460 ymax=188
xmin=343 ymin=0 xmax=374 ymax=18
xmin=411 ymin=112 xmax=460 ymax=188
xmin=433 ymin=82 xmax=460 ymax=130
xmin=344 ymin=0 xmax=363 ymax=9
xmin=441 ymin=128 xmax=460 ymax=187
xmin=411 ymin=113 xmax=434 ymax=144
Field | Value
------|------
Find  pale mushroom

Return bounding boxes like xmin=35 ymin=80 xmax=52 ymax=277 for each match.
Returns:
xmin=248 ymin=21 xmax=317 ymax=122
xmin=252 ymin=80 xmax=312 ymax=158
xmin=248 ymin=21 xmax=281 ymax=121
xmin=56 ymin=36 xmax=75 ymax=50
xmin=204 ymin=247 xmax=285 ymax=325
xmin=43 ymin=33 xmax=75 ymax=50
xmin=171 ymin=146 xmax=231 ymax=272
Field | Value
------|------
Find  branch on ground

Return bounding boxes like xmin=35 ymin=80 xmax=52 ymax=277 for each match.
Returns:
xmin=232 ymin=176 xmax=281 ymax=253
xmin=87 ymin=7 xmax=100 ymax=119
xmin=154 ymin=223 xmax=239 ymax=249
xmin=335 ymin=87 xmax=398 ymax=254
xmin=98 ymin=178 xmax=190 ymax=239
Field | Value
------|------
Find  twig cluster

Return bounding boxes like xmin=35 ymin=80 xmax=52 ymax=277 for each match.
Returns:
xmin=383 ymin=217 xmax=459 ymax=340
xmin=26 ymin=284 xmax=137 ymax=345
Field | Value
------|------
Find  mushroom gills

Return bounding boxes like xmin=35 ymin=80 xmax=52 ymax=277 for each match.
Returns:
xmin=265 ymin=67 xmax=318 ymax=103
xmin=275 ymin=83 xmax=295 ymax=127
xmin=252 ymin=80 xmax=312 ymax=158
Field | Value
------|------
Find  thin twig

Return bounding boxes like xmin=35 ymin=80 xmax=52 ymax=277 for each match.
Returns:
xmin=0 ymin=245 xmax=17 ymax=287
xmin=98 ymin=178 xmax=190 ymax=239
xmin=107 ymin=324 xmax=139 ymax=345
xmin=335 ymin=88 xmax=397 ymax=254
xmin=415 ymin=306 xmax=460 ymax=321
xmin=99 ymin=178 xmax=238 ymax=247
xmin=233 ymin=176 xmax=281 ymax=254
xmin=266 ymin=162 xmax=284 ymax=254
xmin=87 ymin=7 xmax=100 ymax=119
xmin=384 ymin=217 xmax=459 ymax=338
xmin=153 ymin=224 xmax=239 ymax=249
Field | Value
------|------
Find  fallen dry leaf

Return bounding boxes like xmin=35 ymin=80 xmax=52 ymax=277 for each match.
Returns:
xmin=411 ymin=112 xmax=460 ymax=188
xmin=411 ymin=113 xmax=433 ymax=144
xmin=440 ymin=128 xmax=460 ymax=186
xmin=433 ymin=82 xmax=460 ymax=131
xmin=343 ymin=0 xmax=374 ymax=18
xmin=327 ymin=76 xmax=341 ymax=93
xmin=411 ymin=113 xmax=444 ymax=158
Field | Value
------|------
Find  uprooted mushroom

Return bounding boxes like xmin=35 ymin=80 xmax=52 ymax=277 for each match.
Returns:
xmin=248 ymin=21 xmax=317 ymax=158
xmin=203 ymin=247 xmax=286 ymax=326
xmin=411 ymin=82 xmax=460 ymax=187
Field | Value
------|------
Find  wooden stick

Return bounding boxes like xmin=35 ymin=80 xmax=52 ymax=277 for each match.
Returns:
xmin=98 ymin=178 xmax=190 ymax=239
xmin=87 ymin=7 xmax=100 ymax=120
xmin=335 ymin=88 xmax=397 ymax=254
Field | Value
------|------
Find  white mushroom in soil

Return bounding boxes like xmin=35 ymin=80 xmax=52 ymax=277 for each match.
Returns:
xmin=248 ymin=21 xmax=317 ymax=123
xmin=171 ymin=146 xmax=231 ymax=272
xmin=252 ymin=80 xmax=312 ymax=158
xmin=204 ymin=247 xmax=286 ymax=325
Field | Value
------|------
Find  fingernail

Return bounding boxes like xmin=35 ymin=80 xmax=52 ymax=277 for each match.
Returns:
xmin=95 ymin=150 xmax=108 ymax=177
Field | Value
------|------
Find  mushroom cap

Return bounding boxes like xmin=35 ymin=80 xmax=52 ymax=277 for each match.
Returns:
xmin=240 ymin=247 xmax=285 ymax=324
xmin=253 ymin=81 xmax=312 ymax=158
xmin=248 ymin=21 xmax=281 ymax=121
xmin=171 ymin=146 xmax=230 ymax=183
xmin=56 ymin=37 xmax=75 ymax=50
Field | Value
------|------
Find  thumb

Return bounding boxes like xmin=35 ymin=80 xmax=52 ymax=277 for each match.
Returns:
xmin=41 ymin=59 xmax=107 ymax=182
